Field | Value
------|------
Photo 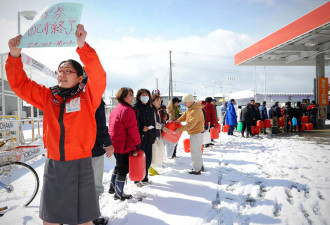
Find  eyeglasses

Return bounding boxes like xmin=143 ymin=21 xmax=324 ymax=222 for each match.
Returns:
xmin=55 ymin=69 xmax=77 ymax=75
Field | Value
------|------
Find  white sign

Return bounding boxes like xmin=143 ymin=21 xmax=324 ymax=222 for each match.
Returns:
xmin=0 ymin=121 xmax=18 ymax=133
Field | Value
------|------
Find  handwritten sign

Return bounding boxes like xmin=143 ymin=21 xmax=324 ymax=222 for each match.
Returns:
xmin=318 ymin=77 xmax=329 ymax=105
xmin=18 ymin=2 xmax=83 ymax=48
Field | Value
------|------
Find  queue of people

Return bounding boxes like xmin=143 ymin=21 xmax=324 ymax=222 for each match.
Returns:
xmin=5 ymin=24 xmax=322 ymax=225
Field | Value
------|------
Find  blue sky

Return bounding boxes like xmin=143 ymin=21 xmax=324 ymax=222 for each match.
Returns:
xmin=0 ymin=0 xmax=329 ymax=99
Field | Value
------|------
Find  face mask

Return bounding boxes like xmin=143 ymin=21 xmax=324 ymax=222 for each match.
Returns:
xmin=141 ymin=96 xmax=149 ymax=104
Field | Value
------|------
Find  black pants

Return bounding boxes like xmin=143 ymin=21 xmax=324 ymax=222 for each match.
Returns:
xmin=294 ymin=117 xmax=302 ymax=131
xmin=285 ymin=117 xmax=293 ymax=132
xmin=310 ymin=115 xmax=317 ymax=129
xmin=114 ymin=153 xmax=130 ymax=178
xmin=172 ymin=144 xmax=178 ymax=157
xmin=242 ymin=122 xmax=251 ymax=136
xmin=142 ymin=143 xmax=152 ymax=182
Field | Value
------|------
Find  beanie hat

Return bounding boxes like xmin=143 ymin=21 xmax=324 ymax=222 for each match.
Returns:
xmin=182 ymin=93 xmax=194 ymax=102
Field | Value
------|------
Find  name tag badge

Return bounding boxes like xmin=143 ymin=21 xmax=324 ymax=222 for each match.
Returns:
xmin=66 ymin=97 xmax=81 ymax=113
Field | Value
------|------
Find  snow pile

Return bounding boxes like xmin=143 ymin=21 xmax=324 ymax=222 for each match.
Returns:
xmin=1 ymin=130 xmax=330 ymax=224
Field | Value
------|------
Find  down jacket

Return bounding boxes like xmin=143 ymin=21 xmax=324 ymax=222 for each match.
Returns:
xmin=108 ymin=103 xmax=141 ymax=154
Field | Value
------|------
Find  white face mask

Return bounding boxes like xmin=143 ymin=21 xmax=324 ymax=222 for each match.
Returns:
xmin=141 ymin=96 xmax=149 ymax=104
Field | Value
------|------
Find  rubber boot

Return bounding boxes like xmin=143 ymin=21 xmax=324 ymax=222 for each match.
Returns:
xmin=114 ymin=175 xmax=133 ymax=201
xmin=149 ymin=166 xmax=159 ymax=176
xmin=108 ymin=173 xmax=116 ymax=194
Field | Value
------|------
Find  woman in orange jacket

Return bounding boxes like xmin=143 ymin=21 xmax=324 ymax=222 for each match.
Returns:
xmin=6 ymin=24 xmax=106 ymax=225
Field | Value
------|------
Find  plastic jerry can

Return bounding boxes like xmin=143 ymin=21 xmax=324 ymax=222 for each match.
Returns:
xmin=264 ymin=119 xmax=271 ymax=128
xmin=306 ymin=123 xmax=313 ymax=130
xmin=279 ymin=118 xmax=285 ymax=127
xmin=301 ymin=123 xmax=306 ymax=131
xmin=161 ymin=121 xmax=183 ymax=143
xmin=183 ymin=139 xmax=190 ymax=153
xmin=129 ymin=150 xmax=146 ymax=181
xmin=251 ymin=126 xmax=260 ymax=135
xmin=257 ymin=120 xmax=264 ymax=129
xmin=210 ymin=127 xmax=219 ymax=139
xmin=292 ymin=118 xmax=298 ymax=126
xmin=223 ymin=125 xmax=230 ymax=133
xmin=237 ymin=122 xmax=243 ymax=132
xmin=302 ymin=116 xmax=309 ymax=123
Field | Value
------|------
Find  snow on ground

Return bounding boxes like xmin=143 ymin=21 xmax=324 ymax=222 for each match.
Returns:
xmin=1 ymin=128 xmax=330 ymax=225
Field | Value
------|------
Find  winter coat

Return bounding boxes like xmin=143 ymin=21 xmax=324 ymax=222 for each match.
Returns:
xmin=204 ymin=102 xmax=217 ymax=126
xmin=152 ymin=105 xmax=162 ymax=138
xmin=307 ymin=104 xmax=319 ymax=116
xmin=293 ymin=106 xmax=303 ymax=119
xmin=237 ymin=108 xmax=242 ymax=122
xmin=177 ymin=102 xmax=205 ymax=135
xmin=284 ymin=106 xmax=294 ymax=119
xmin=6 ymin=43 xmax=106 ymax=161
xmin=241 ymin=106 xmax=253 ymax=123
xmin=250 ymin=105 xmax=258 ymax=120
xmin=166 ymin=100 xmax=182 ymax=121
xmin=92 ymin=99 xmax=112 ymax=157
xmin=259 ymin=105 xmax=268 ymax=121
xmin=134 ymin=101 xmax=156 ymax=145
xmin=109 ymin=103 xmax=141 ymax=154
xmin=268 ymin=108 xmax=273 ymax=119
xmin=225 ymin=102 xmax=237 ymax=126
xmin=271 ymin=104 xmax=282 ymax=117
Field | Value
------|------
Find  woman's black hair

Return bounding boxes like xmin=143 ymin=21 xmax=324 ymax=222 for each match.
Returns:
xmin=136 ymin=88 xmax=151 ymax=104
xmin=58 ymin=59 xmax=84 ymax=77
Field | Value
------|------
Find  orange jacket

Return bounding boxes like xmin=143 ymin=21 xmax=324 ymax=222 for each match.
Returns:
xmin=5 ymin=43 xmax=106 ymax=161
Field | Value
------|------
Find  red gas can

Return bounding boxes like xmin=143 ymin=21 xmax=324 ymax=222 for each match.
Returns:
xmin=161 ymin=121 xmax=183 ymax=143
xmin=264 ymin=119 xmax=271 ymax=128
xmin=251 ymin=126 xmax=260 ymax=135
xmin=183 ymin=139 xmax=190 ymax=153
xmin=279 ymin=118 xmax=285 ymax=127
xmin=257 ymin=120 xmax=264 ymax=129
xmin=223 ymin=125 xmax=230 ymax=133
xmin=306 ymin=123 xmax=313 ymax=130
xmin=302 ymin=116 xmax=309 ymax=123
xmin=301 ymin=123 xmax=306 ymax=131
xmin=129 ymin=150 xmax=146 ymax=181
xmin=210 ymin=127 xmax=219 ymax=139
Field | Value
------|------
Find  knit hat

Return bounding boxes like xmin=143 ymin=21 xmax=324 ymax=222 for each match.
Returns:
xmin=182 ymin=93 xmax=194 ymax=102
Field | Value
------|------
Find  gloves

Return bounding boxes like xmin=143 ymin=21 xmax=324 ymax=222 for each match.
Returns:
xmin=136 ymin=143 xmax=142 ymax=150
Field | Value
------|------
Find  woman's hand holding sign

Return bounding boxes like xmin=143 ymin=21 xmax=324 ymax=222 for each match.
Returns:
xmin=75 ymin=24 xmax=87 ymax=49
xmin=8 ymin=35 xmax=22 ymax=58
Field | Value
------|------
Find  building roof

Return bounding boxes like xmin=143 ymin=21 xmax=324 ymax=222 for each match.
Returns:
xmin=235 ymin=2 xmax=330 ymax=66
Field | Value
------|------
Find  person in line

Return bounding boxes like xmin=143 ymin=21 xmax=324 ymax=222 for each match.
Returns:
xmin=293 ymin=101 xmax=303 ymax=131
xmin=174 ymin=94 xmax=205 ymax=175
xmin=211 ymin=98 xmax=219 ymax=122
xmin=6 ymin=25 xmax=104 ymax=225
xmin=237 ymin=105 xmax=242 ymax=124
xmin=284 ymin=101 xmax=294 ymax=133
xmin=108 ymin=88 xmax=141 ymax=200
xmin=166 ymin=97 xmax=182 ymax=158
xmin=307 ymin=100 xmax=319 ymax=129
xmin=225 ymin=99 xmax=237 ymax=135
xmin=259 ymin=101 xmax=268 ymax=134
xmin=134 ymin=89 xmax=156 ymax=186
xmin=149 ymin=91 xmax=166 ymax=176
xmin=92 ymin=99 xmax=114 ymax=199
xmin=241 ymin=103 xmax=253 ymax=138
xmin=203 ymin=97 xmax=217 ymax=145
xmin=220 ymin=102 xmax=227 ymax=126
xmin=271 ymin=101 xmax=282 ymax=130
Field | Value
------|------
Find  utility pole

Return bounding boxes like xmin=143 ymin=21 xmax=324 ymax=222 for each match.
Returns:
xmin=264 ymin=66 xmax=266 ymax=101
xmin=156 ymin=77 xmax=158 ymax=91
xmin=254 ymin=66 xmax=257 ymax=102
xmin=169 ymin=51 xmax=173 ymax=101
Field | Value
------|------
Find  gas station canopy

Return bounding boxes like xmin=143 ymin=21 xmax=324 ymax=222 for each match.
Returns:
xmin=235 ymin=2 xmax=330 ymax=66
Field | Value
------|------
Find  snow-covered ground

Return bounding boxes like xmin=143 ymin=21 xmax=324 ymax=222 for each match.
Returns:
xmin=1 ymin=127 xmax=330 ymax=225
